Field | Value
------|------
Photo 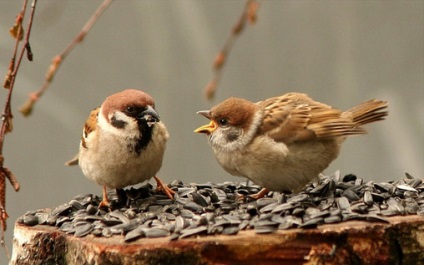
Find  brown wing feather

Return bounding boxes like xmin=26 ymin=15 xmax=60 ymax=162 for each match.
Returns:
xmin=258 ymin=93 xmax=340 ymax=142
xmin=257 ymin=92 xmax=387 ymax=143
xmin=65 ymin=107 xmax=100 ymax=166
xmin=81 ymin=107 xmax=99 ymax=149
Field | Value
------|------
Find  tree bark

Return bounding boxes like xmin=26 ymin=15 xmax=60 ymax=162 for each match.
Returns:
xmin=10 ymin=215 xmax=424 ymax=265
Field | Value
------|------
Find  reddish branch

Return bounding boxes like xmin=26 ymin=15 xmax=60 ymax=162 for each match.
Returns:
xmin=19 ymin=0 xmax=114 ymax=117
xmin=205 ymin=0 xmax=261 ymax=100
xmin=0 ymin=0 xmax=37 ymax=254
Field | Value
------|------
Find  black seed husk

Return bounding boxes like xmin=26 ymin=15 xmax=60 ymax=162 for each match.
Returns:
xmin=18 ymin=172 xmax=423 ymax=241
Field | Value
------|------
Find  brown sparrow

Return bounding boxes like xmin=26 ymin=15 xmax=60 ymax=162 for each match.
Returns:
xmin=195 ymin=92 xmax=388 ymax=197
xmin=66 ymin=89 xmax=174 ymax=207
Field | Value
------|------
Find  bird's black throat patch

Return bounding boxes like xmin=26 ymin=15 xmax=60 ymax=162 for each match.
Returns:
xmin=133 ymin=119 xmax=154 ymax=155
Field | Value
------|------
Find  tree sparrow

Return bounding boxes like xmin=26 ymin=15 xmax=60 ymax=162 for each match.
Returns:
xmin=195 ymin=92 xmax=388 ymax=197
xmin=66 ymin=89 xmax=174 ymax=207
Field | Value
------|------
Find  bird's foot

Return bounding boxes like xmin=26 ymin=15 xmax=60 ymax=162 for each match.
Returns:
xmin=249 ymin=188 xmax=270 ymax=200
xmin=153 ymin=176 xmax=175 ymax=200
xmin=99 ymin=185 xmax=111 ymax=208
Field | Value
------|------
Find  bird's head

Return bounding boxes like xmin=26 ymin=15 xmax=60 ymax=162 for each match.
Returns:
xmin=195 ymin=97 xmax=263 ymax=151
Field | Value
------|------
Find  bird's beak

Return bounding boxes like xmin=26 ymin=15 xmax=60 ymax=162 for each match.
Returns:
xmin=139 ymin=105 xmax=160 ymax=124
xmin=194 ymin=110 xmax=217 ymax=134
xmin=194 ymin=120 xmax=218 ymax=134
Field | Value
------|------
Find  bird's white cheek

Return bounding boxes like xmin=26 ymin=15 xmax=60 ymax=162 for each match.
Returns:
xmin=98 ymin=110 xmax=139 ymax=138
xmin=208 ymin=131 xmax=225 ymax=147
xmin=209 ymin=129 xmax=246 ymax=152
xmin=209 ymin=111 xmax=263 ymax=152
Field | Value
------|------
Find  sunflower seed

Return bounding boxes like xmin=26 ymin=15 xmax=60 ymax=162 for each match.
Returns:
xmin=108 ymin=211 xmax=130 ymax=224
xmin=292 ymin=207 xmax=304 ymax=217
xmin=92 ymin=228 xmax=102 ymax=237
xmin=379 ymin=209 xmax=399 ymax=216
xmin=222 ymin=226 xmax=239 ymax=235
xmin=183 ymin=201 xmax=204 ymax=213
xmin=222 ymin=214 xmax=241 ymax=225
xmin=408 ymin=179 xmax=422 ymax=188
xmin=145 ymin=227 xmax=170 ymax=238
xmin=180 ymin=209 xmax=195 ymax=219
xmin=255 ymin=225 xmax=277 ymax=234
xmin=35 ymin=213 xmax=49 ymax=225
xmin=238 ymin=220 xmax=250 ymax=230
xmin=23 ymin=215 xmax=39 ymax=226
xmin=56 ymin=216 xmax=71 ymax=226
xmin=324 ymin=215 xmax=341 ymax=224
xmin=374 ymin=183 xmax=394 ymax=193
xmin=404 ymin=172 xmax=414 ymax=179
xmin=191 ymin=193 xmax=209 ymax=207
xmin=337 ymin=197 xmax=351 ymax=211
xmin=343 ymin=174 xmax=357 ymax=182
xmin=363 ymin=191 xmax=374 ymax=206
xmin=309 ymin=209 xmax=330 ymax=219
xmin=102 ymin=228 xmax=113 ymax=237
xmin=299 ymin=218 xmax=322 ymax=228
xmin=396 ymin=184 xmax=418 ymax=193
xmin=179 ymin=226 xmax=208 ymax=239
xmin=342 ymin=189 xmax=360 ymax=202
xmin=51 ymin=204 xmax=72 ymax=216
xmin=259 ymin=202 xmax=280 ymax=213
xmin=59 ymin=222 xmax=74 ymax=233
xmin=387 ymin=197 xmax=404 ymax=214
xmin=174 ymin=216 xmax=187 ymax=233
xmin=255 ymin=198 xmax=277 ymax=208
xmin=75 ymin=223 xmax=93 ymax=237
xmin=270 ymin=202 xmax=294 ymax=213
xmin=287 ymin=194 xmax=309 ymax=203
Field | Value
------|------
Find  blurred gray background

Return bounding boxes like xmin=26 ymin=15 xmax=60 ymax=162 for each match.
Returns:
xmin=0 ymin=0 xmax=423 ymax=262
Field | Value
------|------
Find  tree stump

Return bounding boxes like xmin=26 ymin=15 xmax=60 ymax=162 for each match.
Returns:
xmin=10 ymin=215 xmax=424 ymax=265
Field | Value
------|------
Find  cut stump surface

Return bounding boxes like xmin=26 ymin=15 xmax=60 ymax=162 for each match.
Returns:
xmin=10 ymin=215 xmax=424 ymax=265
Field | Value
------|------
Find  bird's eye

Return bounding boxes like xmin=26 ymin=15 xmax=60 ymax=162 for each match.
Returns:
xmin=126 ymin=106 xmax=135 ymax=113
xmin=218 ymin=118 xmax=229 ymax=127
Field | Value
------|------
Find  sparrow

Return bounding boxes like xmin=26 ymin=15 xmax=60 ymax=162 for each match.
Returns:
xmin=66 ymin=89 xmax=174 ymax=207
xmin=195 ymin=92 xmax=388 ymax=198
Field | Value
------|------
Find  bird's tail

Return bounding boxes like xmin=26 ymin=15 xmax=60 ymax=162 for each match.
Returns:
xmin=345 ymin=99 xmax=388 ymax=126
xmin=65 ymin=153 xmax=79 ymax=166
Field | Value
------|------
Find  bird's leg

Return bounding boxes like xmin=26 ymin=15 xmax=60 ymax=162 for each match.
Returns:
xmin=99 ymin=185 xmax=110 ymax=208
xmin=115 ymin=188 xmax=126 ymax=205
xmin=249 ymin=188 xmax=270 ymax=199
xmin=153 ymin=176 xmax=175 ymax=200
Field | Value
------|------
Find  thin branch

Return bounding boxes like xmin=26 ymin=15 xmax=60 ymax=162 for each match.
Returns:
xmin=204 ymin=0 xmax=261 ymax=100
xmin=19 ymin=0 xmax=114 ymax=117
xmin=0 ymin=0 xmax=37 ymax=237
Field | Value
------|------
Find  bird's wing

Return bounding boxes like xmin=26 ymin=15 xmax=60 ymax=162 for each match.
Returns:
xmin=257 ymin=92 xmax=365 ymax=143
xmin=64 ymin=107 xmax=100 ymax=166
xmin=81 ymin=107 xmax=100 ymax=149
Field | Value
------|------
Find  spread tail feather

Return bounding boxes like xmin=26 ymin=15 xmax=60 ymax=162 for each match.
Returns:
xmin=345 ymin=99 xmax=388 ymax=126
xmin=65 ymin=153 xmax=79 ymax=166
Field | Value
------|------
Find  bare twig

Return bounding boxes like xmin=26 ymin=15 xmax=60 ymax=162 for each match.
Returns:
xmin=204 ymin=0 xmax=261 ymax=100
xmin=0 ymin=0 xmax=37 ymax=245
xmin=19 ymin=0 xmax=114 ymax=117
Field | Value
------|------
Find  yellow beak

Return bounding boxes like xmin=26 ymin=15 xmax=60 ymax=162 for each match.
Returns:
xmin=194 ymin=120 xmax=218 ymax=134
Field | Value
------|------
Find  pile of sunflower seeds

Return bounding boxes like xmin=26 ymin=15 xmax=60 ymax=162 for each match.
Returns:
xmin=18 ymin=172 xmax=424 ymax=241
